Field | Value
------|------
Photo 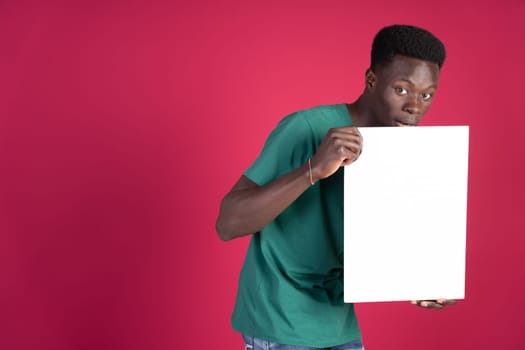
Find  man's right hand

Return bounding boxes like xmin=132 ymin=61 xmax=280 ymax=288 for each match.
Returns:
xmin=310 ymin=126 xmax=363 ymax=182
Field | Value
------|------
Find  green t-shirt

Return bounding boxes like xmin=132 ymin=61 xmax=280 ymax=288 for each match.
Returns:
xmin=231 ymin=104 xmax=361 ymax=347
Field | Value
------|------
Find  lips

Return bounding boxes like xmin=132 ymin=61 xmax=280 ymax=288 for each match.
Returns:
xmin=394 ymin=119 xmax=416 ymax=127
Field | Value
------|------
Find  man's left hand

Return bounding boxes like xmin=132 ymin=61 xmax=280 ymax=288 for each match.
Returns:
xmin=411 ymin=299 xmax=456 ymax=310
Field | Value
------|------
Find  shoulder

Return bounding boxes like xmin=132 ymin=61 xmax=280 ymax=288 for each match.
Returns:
xmin=286 ymin=103 xmax=352 ymax=137
xmin=263 ymin=103 xmax=351 ymax=146
xmin=278 ymin=104 xmax=347 ymax=128
xmin=294 ymin=103 xmax=346 ymax=118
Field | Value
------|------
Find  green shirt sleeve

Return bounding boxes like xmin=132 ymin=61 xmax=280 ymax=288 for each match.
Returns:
xmin=244 ymin=112 xmax=314 ymax=186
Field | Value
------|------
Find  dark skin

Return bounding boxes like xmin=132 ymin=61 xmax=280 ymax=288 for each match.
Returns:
xmin=216 ymin=54 xmax=456 ymax=310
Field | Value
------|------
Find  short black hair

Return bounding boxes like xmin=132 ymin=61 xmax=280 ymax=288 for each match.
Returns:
xmin=371 ymin=24 xmax=446 ymax=70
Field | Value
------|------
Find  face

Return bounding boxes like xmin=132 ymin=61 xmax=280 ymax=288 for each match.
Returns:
xmin=367 ymin=55 xmax=440 ymax=126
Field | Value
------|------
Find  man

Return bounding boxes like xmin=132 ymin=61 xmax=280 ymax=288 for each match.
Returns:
xmin=216 ymin=25 xmax=456 ymax=350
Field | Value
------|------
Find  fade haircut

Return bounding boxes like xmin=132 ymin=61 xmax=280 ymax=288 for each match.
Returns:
xmin=371 ymin=24 xmax=446 ymax=70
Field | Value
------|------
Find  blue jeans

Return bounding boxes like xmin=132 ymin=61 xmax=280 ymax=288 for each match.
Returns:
xmin=242 ymin=335 xmax=364 ymax=350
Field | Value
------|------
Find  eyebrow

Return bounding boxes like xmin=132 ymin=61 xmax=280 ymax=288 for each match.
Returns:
xmin=398 ymin=78 xmax=438 ymax=89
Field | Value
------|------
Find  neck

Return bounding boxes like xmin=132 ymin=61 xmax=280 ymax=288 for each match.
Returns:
xmin=347 ymin=92 xmax=377 ymax=127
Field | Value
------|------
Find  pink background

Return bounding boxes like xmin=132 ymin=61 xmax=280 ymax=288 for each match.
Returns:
xmin=1 ymin=1 xmax=524 ymax=349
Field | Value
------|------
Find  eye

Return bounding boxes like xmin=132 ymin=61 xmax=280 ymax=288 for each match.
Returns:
xmin=394 ymin=87 xmax=408 ymax=95
xmin=421 ymin=92 xmax=433 ymax=101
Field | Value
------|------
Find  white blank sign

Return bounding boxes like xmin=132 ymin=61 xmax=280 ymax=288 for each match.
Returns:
xmin=344 ymin=126 xmax=469 ymax=303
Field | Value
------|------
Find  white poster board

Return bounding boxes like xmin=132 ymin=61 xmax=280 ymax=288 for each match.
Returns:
xmin=344 ymin=126 xmax=469 ymax=303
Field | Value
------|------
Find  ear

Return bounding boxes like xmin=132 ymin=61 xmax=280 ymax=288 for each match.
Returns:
xmin=365 ymin=68 xmax=376 ymax=90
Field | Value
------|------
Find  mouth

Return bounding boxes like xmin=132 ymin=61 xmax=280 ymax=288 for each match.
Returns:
xmin=394 ymin=120 xmax=416 ymax=127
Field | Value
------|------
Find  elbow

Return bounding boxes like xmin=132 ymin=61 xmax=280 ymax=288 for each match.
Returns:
xmin=216 ymin=213 xmax=253 ymax=241
xmin=215 ymin=216 xmax=234 ymax=241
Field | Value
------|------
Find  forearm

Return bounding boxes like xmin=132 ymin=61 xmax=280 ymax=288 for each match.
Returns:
xmin=216 ymin=163 xmax=312 ymax=241
xmin=216 ymin=126 xmax=363 ymax=241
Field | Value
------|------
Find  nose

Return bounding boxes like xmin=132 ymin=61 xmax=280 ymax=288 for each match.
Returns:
xmin=402 ymin=95 xmax=420 ymax=115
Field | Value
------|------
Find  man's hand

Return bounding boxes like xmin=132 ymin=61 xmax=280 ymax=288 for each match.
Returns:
xmin=411 ymin=299 xmax=456 ymax=310
xmin=310 ymin=127 xmax=363 ymax=181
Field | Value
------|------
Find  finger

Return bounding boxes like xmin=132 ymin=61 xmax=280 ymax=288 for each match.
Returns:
xmin=341 ymin=156 xmax=358 ymax=166
xmin=422 ymin=301 xmax=443 ymax=309
xmin=436 ymin=299 xmax=456 ymax=306
xmin=328 ymin=132 xmax=363 ymax=147
xmin=337 ymin=143 xmax=362 ymax=158
xmin=326 ymin=127 xmax=361 ymax=140
xmin=413 ymin=300 xmax=444 ymax=310
xmin=330 ymin=139 xmax=363 ymax=159
xmin=333 ymin=126 xmax=361 ymax=135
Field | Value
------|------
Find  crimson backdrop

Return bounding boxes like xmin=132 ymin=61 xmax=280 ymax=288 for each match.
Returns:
xmin=1 ymin=1 xmax=524 ymax=349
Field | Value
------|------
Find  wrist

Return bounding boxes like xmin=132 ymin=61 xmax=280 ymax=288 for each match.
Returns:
xmin=306 ymin=158 xmax=316 ymax=185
